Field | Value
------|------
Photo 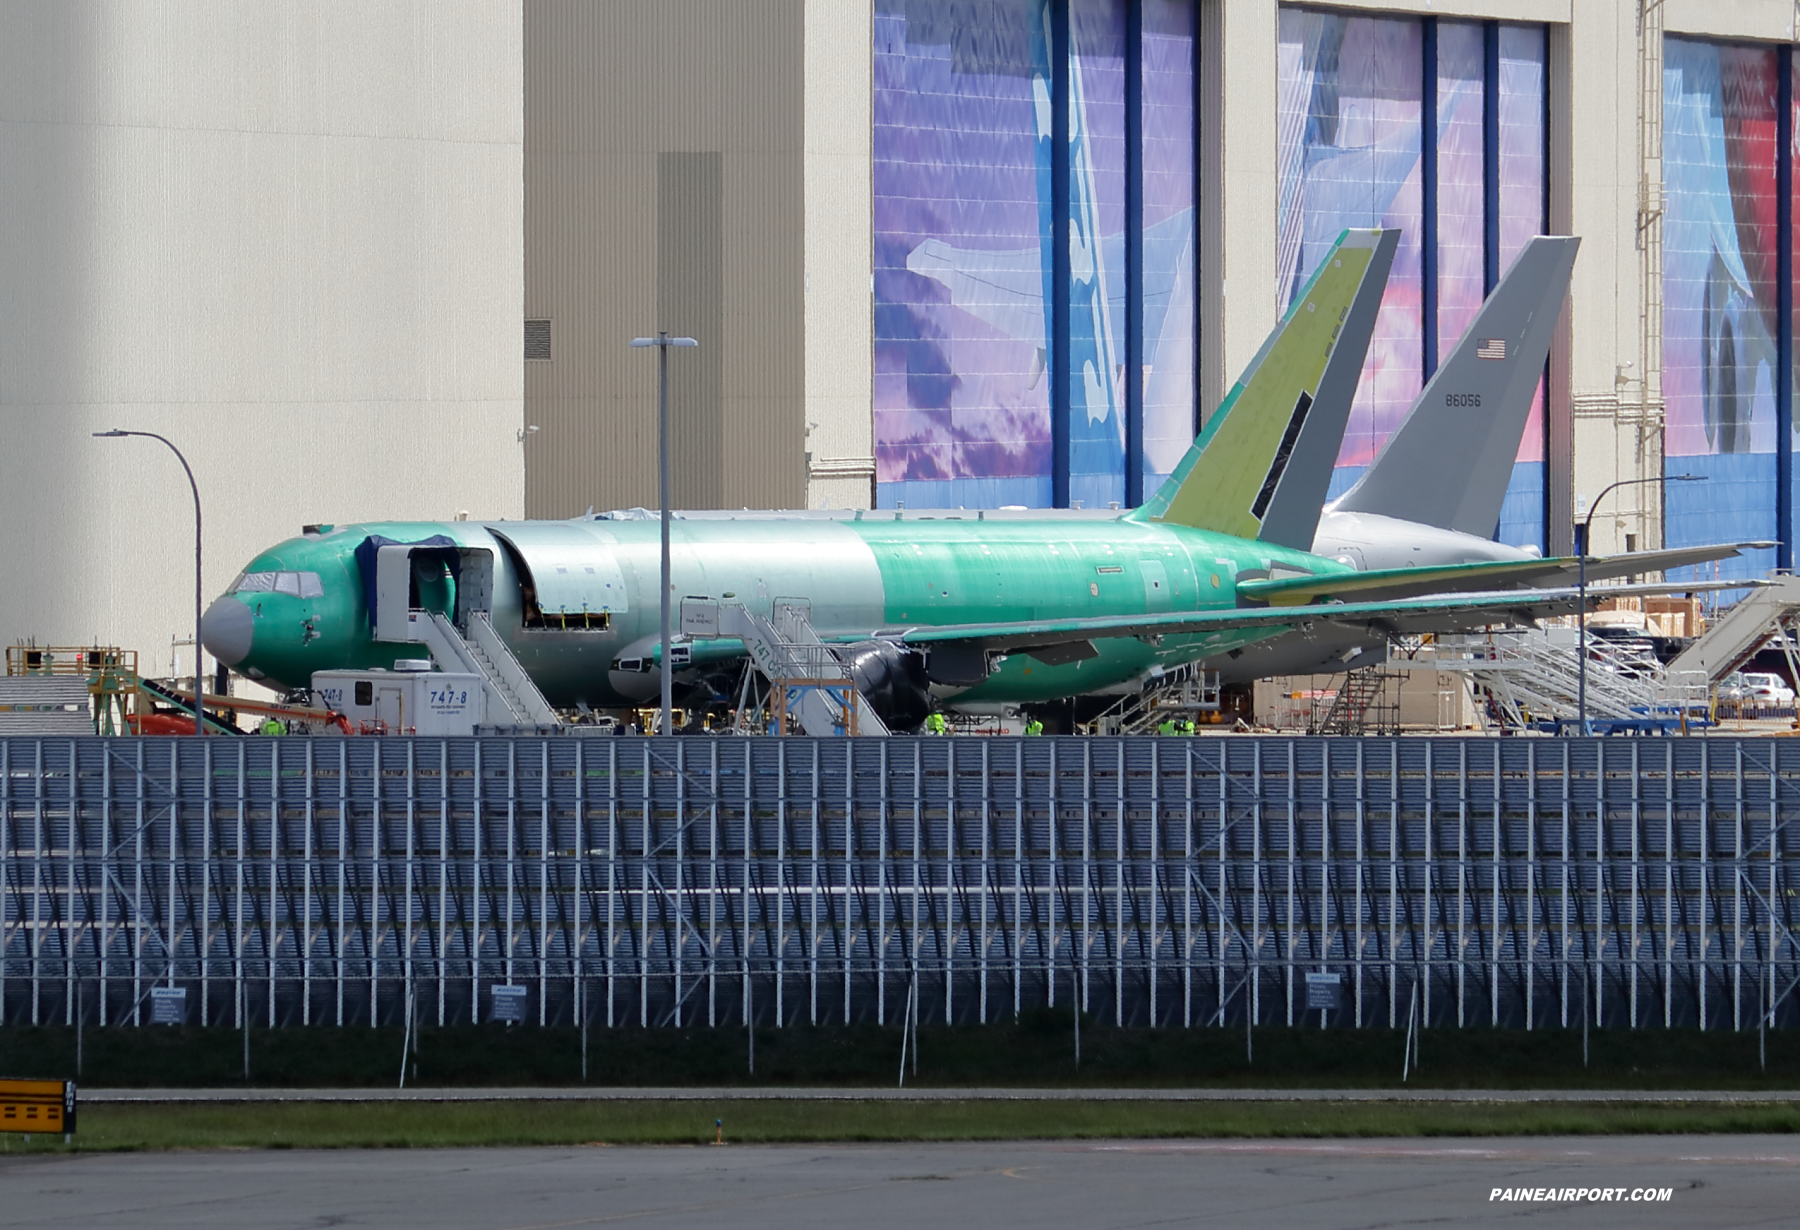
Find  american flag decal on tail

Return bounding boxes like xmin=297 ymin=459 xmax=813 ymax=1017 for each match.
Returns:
xmin=1476 ymin=338 xmax=1506 ymax=360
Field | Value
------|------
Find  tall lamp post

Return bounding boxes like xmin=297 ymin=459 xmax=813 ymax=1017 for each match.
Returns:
xmin=629 ymin=333 xmax=699 ymax=736
xmin=1575 ymin=472 xmax=1704 ymax=732
xmin=94 ymin=430 xmax=205 ymax=736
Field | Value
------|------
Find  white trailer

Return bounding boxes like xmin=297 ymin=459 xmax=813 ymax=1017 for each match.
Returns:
xmin=312 ymin=664 xmax=484 ymax=735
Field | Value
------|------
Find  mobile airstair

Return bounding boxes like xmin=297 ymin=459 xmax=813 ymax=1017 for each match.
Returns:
xmin=1441 ymin=629 xmax=1699 ymax=726
xmin=365 ymin=540 xmax=562 ymax=731
xmin=1087 ymin=663 xmax=1222 ymax=735
xmin=1666 ymin=573 xmax=1800 ymax=682
xmin=406 ymin=611 xmax=561 ymax=730
xmin=712 ymin=601 xmax=889 ymax=737
xmin=1406 ymin=629 xmax=1706 ymax=729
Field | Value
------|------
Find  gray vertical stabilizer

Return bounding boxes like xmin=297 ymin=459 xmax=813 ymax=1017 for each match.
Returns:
xmin=1330 ymin=235 xmax=1579 ymax=536
xmin=1255 ymin=228 xmax=1399 ymax=549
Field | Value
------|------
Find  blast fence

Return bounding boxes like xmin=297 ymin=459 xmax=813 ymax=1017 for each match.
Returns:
xmin=1 ymin=735 xmax=1796 ymax=1032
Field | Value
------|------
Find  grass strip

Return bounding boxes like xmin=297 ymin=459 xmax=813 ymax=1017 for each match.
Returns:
xmin=2 ymin=1098 xmax=1798 ymax=1154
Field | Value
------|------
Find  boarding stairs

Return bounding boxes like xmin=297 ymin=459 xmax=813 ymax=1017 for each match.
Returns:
xmin=1665 ymin=573 xmax=1800 ymax=682
xmin=0 ymin=675 xmax=96 ymax=736
xmin=1088 ymin=663 xmax=1221 ymax=735
xmin=1417 ymin=577 xmax=1800 ymax=728
xmin=718 ymin=601 xmax=889 ymax=737
xmin=409 ymin=611 xmax=561 ymax=729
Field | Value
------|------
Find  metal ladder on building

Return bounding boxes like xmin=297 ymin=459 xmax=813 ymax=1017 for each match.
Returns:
xmin=409 ymin=610 xmax=561 ymax=729
xmin=719 ymin=601 xmax=889 ymax=737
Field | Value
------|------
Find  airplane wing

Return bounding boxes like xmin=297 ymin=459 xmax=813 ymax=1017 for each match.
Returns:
xmin=1236 ymin=542 xmax=1772 ymax=606
xmin=899 ymin=587 xmax=1622 ymax=661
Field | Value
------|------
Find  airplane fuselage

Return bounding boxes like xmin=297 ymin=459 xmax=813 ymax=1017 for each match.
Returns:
xmin=204 ymin=512 xmax=1354 ymax=710
xmin=1311 ymin=508 xmax=1533 ymax=572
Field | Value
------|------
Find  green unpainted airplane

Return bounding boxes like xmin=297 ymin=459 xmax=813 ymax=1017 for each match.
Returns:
xmin=199 ymin=230 xmax=1734 ymax=728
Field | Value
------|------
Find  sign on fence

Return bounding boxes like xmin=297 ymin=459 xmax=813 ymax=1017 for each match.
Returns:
xmin=1305 ymin=972 xmax=1342 ymax=1012
xmin=490 ymin=985 xmax=528 ymax=1024
xmin=150 ymin=986 xmax=188 ymax=1025
xmin=0 ymin=1079 xmax=75 ymax=1135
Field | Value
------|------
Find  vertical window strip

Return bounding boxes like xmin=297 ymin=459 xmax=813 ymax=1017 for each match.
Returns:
xmin=1421 ymin=18 xmax=1439 ymax=381
xmin=1778 ymin=51 xmax=1793 ymax=572
xmin=1494 ymin=23 xmax=1550 ymax=552
xmin=1436 ymin=22 xmax=1488 ymax=373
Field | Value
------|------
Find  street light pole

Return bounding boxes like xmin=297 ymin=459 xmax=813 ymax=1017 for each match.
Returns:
xmin=630 ymin=332 xmax=699 ymax=737
xmin=1575 ymin=473 xmax=1704 ymax=733
xmin=94 ymin=430 xmax=205 ymax=736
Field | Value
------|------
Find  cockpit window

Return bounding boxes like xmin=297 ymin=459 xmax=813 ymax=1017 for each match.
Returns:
xmin=236 ymin=571 xmax=323 ymax=599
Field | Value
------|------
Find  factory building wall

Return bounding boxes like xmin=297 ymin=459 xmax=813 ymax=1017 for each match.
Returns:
xmin=867 ymin=1 xmax=1557 ymax=537
xmin=506 ymin=2 xmax=1800 ymax=558
xmin=805 ymin=2 xmax=879 ymax=513
xmin=524 ymin=0 xmax=856 ymax=518
xmin=0 ymin=3 xmax=525 ymax=680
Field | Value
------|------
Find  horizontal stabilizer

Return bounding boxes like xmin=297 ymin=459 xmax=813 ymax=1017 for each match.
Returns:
xmin=1237 ymin=541 xmax=1770 ymax=607
xmin=1574 ymin=542 xmax=1776 ymax=585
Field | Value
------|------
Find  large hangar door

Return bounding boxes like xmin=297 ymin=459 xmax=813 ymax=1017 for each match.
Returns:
xmin=659 ymin=152 xmax=725 ymax=508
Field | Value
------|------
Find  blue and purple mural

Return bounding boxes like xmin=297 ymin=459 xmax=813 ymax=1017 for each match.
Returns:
xmin=1278 ymin=10 xmax=1548 ymax=547
xmin=874 ymin=1 xmax=1052 ymax=509
xmin=1277 ymin=10 xmax=1424 ymax=486
xmin=1066 ymin=0 xmax=1128 ymax=510
xmin=1663 ymin=38 xmax=1781 ymax=584
xmin=872 ymin=0 xmax=1195 ymax=510
xmin=875 ymin=3 xmax=1563 ymax=544
xmin=1141 ymin=2 xmax=1198 ymax=492
xmin=1435 ymin=22 xmax=1486 ymax=369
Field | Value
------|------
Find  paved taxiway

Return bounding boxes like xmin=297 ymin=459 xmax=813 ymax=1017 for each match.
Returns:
xmin=3 ymin=1136 xmax=1792 ymax=1228
xmin=83 ymin=1085 xmax=1800 ymax=1102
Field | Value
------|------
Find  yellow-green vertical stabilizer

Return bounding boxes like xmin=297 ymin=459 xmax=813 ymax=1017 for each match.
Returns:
xmin=1131 ymin=228 xmax=1395 ymax=543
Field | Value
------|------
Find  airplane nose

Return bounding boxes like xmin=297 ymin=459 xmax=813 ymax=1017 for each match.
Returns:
xmin=201 ymin=598 xmax=254 ymax=666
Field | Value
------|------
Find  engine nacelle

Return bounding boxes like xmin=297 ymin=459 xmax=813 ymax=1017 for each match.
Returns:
xmin=836 ymin=640 xmax=932 ymax=731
